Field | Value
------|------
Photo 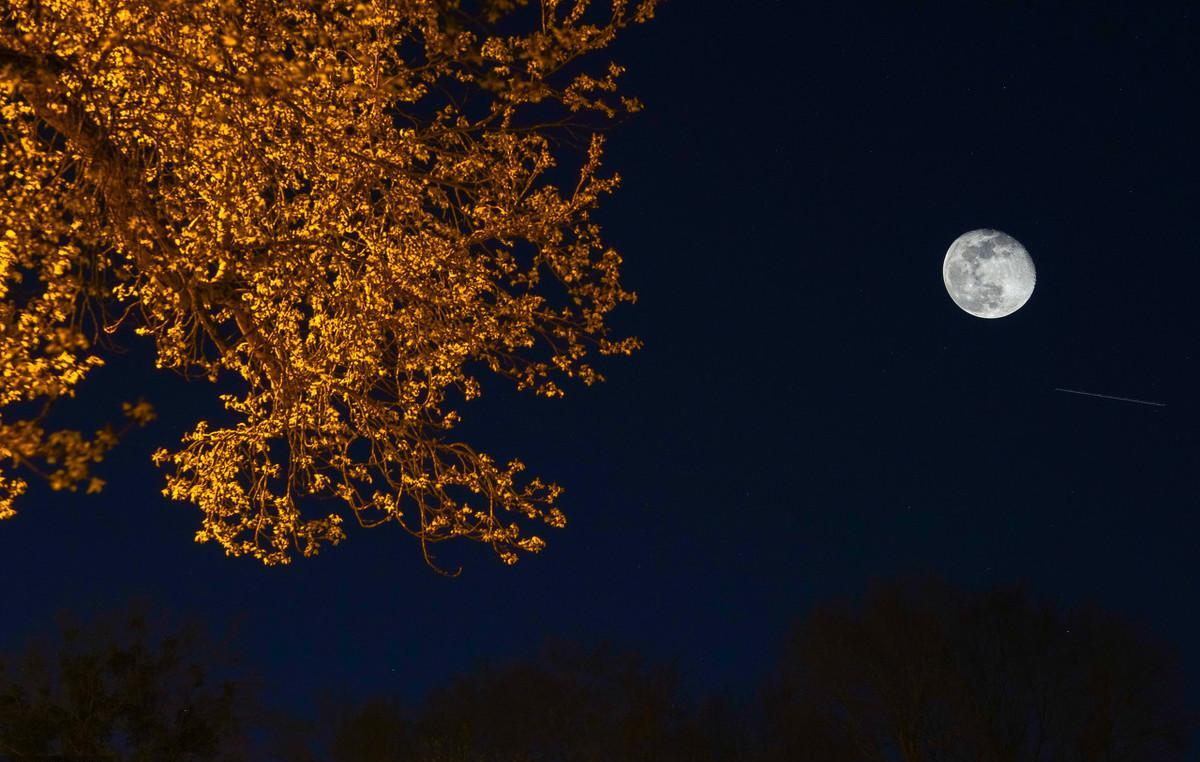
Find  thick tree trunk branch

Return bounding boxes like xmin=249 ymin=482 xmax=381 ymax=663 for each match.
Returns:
xmin=1 ymin=41 xmax=284 ymax=388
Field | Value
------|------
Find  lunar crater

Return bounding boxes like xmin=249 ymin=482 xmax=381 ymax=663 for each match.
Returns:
xmin=943 ymin=229 xmax=1035 ymax=318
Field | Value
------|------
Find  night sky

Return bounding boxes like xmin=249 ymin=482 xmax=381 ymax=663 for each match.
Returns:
xmin=3 ymin=0 xmax=1199 ymax=720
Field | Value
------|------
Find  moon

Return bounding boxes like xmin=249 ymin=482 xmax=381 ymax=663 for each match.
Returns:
xmin=942 ymin=229 xmax=1036 ymax=318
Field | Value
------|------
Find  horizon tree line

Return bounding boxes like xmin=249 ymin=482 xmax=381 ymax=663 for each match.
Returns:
xmin=1 ymin=577 xmax=1194 ymax=761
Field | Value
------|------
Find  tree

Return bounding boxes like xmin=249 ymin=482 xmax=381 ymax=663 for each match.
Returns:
xmin=763 ymin=578 xmax=1197 ymax=762
xmin=0 ymin=605 xmax=255 ymax=761
xmin=0 ymin=0 xmax=654 ymax=570
xmin=311 ymin=641 xmax=732 ymax=762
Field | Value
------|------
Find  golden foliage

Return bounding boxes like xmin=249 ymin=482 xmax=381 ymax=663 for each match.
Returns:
xmin=0 ymin=0 xmax=652 ymax=571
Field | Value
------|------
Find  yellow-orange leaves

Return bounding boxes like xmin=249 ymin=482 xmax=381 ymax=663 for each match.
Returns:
xmin=1 ymin=0 xmax=653 ymax=571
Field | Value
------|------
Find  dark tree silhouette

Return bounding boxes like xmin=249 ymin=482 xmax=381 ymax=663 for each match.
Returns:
xmin=327 ymin=696 xmax=411 ymax=762
xmin=763 ymin=577 xmax=1196 ymax=762
xmin=12 ymin=583 xmax=1188 ymax=762
xmin=0 ymin=604 xmax=256 ymax=762
xmin=305 ymin=641 xmax=739 ymax=762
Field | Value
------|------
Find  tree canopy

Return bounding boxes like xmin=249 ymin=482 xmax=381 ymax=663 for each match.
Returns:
xmin=282 ymin=641 xmax=738 ymax=762
xmin=764 ymin=578 xmax=1195 ymax=762
xmin=0 ymin=0 xmax=654 ymax=570
xmin=3 ymin=584 xmax=1193 ymax=761
xmin=0 ymin=606 xmax=252 ymax=762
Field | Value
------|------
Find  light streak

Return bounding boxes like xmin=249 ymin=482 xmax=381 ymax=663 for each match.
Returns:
xmin=1054 ymin=388 xmax=1165 ymax=408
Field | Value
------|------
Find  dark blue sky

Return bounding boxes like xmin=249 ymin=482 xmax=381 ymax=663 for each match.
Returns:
xmin=2 ymin=0 xmax=1198 ymax=717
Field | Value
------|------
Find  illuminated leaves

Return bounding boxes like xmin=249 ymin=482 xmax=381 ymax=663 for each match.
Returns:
xmin=0 ymin=0 xmax=652 ymax=571
xmin=121 ymin=397 xmax=157 ymax=426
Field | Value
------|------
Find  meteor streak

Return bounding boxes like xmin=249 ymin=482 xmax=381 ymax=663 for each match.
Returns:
xmin=1054 ymin=388 xmax=1165 ymax=408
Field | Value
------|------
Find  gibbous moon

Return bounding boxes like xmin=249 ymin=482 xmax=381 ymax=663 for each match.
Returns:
xmin=943 ymin=229 xmax=1036 ymax=318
